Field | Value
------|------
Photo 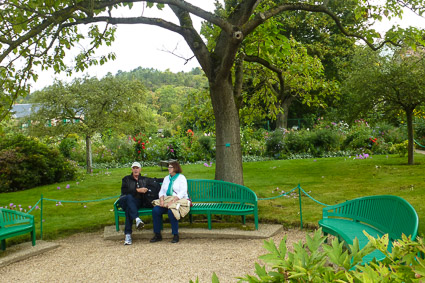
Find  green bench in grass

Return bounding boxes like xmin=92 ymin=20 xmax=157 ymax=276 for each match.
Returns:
xmin=0 ymin=208 xmax=36 ymax=251
xmin=114 ymin=179 xmax=259 ymax=231
xmin=318 ymin=195 xmax=419 ymax=264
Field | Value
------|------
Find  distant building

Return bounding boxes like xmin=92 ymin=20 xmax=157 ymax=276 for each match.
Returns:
xmin=10 ymin=103 xmax=81 ymax=128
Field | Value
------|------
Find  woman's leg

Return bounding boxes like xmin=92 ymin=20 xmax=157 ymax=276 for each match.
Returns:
xmin=167 ymin=209 xmax=179 ymax=235
xmin=152 ymin=206 xmax=167 ymax=234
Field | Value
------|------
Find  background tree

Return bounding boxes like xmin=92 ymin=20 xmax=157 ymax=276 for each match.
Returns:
xmin=29 ymin=75 xmax=146 ymax=172
xmin=1 ymin=0 xmax=425 ymax=184
xmin=241 ymin=36 xmax=339 ymax=129
xmin=342 ymin=46 xmax=425 ymax=165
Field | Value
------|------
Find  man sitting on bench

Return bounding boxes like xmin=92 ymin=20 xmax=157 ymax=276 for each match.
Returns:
xmin=119 ymin=162 xmax=162 ymax=245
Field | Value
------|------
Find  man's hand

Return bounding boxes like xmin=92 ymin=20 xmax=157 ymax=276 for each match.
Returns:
xmin=136 ymin=187 xmax=148 ymax=193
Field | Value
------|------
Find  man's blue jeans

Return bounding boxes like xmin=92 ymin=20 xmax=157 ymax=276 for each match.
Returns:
xmin=118 ymin=194 xmax=143 ymax=235
xmin=152 ymin=206 xmax=179 ymax=235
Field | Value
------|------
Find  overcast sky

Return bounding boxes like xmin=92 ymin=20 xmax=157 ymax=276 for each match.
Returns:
xmin=30 ymin=2 xmax=425 ymax=91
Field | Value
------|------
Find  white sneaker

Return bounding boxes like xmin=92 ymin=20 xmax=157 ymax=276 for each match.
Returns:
xmin=124 ymin=234 xmax=132 ymax=245
xmin=136 ymin=218 xmax=144 ymax=230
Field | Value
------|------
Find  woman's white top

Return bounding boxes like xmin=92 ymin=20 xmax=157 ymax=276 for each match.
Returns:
xmin=159 ymin=174 xmax=188 ymax=199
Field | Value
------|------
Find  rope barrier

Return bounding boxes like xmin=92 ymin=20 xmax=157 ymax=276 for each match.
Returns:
xmin=257 ymin=184 xmax=329 ymax=229
xmin=27 ymin=198 xmax=42 ymax=213
xmin=28 ymin=194 xmax=120 ymax=240
xmin=414 ymin=139 xmax=425 ymax=148
xmin=257 ymin=186 xmax=299 ymax=200
xmin=258 ymin=185 xmax=329 ymax=206
xmin=298 ymin=187 xmax=330 ymax=207
xmin=42 ymin=195 xmax=120 ymax=203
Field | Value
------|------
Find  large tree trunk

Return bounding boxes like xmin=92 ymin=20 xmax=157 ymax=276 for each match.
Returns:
xmin=86 ymin=135 xmax=92 ymax=173
xmin=276 ymin=96 xmax=295 ymax=129
xmin=210 ymin=78 xmax=244 ymax=185
xmin=406 ymin=108 xmax=414 ymax=165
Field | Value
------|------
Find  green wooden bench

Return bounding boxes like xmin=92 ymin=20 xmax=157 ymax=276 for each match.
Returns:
xmin=114 ymin=179 xmax=259 ymax=231
xmin=0 ymin=208 xmax=36 ymax=251
xmin=318 ymin=195 xmax=419 ymax=264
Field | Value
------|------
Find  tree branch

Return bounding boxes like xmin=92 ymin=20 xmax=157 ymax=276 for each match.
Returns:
xmin=244 ymin=3 xmax=400 ymax=51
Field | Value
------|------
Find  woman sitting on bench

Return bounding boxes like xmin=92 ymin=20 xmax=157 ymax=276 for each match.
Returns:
xmin=150 ymin=160 xmax=188 ymax=244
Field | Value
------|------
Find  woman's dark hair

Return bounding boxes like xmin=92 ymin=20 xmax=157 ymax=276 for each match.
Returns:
xmin=169 ymin=161 xmax=182 ymax=173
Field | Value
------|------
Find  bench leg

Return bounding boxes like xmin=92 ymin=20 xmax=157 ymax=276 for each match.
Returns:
xmin=114 ymin=212 xmax=120 ymax=232
xmin=1 ymin=239 xmax=5 ymax=251
xmin=31 ymin=229 xmax=36 ymax=246
xmin=323 ymin=231 xmax=328 ymax=243
xmin=189 ymin=214 xmax=193 ymax=225
xmin=207 ymin=212 xmax=212 ymax=230
xmin=241 ymin=215 xmax=246 ymax=225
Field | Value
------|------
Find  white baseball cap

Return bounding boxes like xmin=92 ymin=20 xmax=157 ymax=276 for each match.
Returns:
xmin=131 ymin=162 xmax=141 ymax=168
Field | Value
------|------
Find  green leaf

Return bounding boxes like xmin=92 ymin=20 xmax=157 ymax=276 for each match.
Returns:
xmin=211 ymin=272 xmax=220 ymax=283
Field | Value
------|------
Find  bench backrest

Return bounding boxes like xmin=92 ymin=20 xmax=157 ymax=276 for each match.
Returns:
xmin=323 ymin=195 xmax=418 ymax=241
xmin=187 ymin=179 xmax=257 ymax=205
xmin=0 ymin=208 xmax=34 ymax=228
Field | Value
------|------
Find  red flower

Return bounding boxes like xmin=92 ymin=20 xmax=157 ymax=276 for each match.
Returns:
xmin=142 ymin=146 xmax=145 ymax=150
xmin=133 ymin=137 xmax=136 ymax=141
xmin=138 ymin=150 xmax=141 ymax=153
xmin=142 ymin=142 xmax=145 ymax=145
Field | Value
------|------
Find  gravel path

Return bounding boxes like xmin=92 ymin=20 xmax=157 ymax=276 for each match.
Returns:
xmin=0 ymin=229 xmax=308 ymax=282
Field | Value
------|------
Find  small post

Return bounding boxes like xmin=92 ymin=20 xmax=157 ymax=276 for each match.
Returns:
xmin=40 ymin=194 xmax=43 ymax=240
xmin=298 ymin=184 xmax=303 ymax=229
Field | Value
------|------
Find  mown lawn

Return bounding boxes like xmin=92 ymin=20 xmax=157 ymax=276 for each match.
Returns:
xmin=2 ymin=153 xmax=424 ymax=245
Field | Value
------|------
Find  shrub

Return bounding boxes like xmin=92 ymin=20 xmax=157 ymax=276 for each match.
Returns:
xmin=241 ymin=127 xmax=266 ymax=157
xmin=390 ymin=140 xmax=409 ymax=157
xmin=308 ymin=128 xmax=343 ymax=157
xmin=265 ymin=128 xmax=287 ymax=158
xmin=0 ymin=134 xmax=79 ymax=192
xmin=344 ymin=119 xmax=373 ymax=150
xmin=198 ymin=135 xmax=213 ymax=153
xmin=415 ymin=118 xmax=425 ymax=147
xmin=283 ymin=130 xmax=312 ymax=154
xmin=235 ymin=229 xmax=425 ymax=283
xmin=197 ymin=135 xmax=216 ymax=160
xmin=103 ymin=135 xmax=135 ymax=164
xmin=59 ymin=137 xmax=77 ymax=158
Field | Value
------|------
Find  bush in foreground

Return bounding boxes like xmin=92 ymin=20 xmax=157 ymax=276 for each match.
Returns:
xmin=193 ymin=229 xmax=425 ymax=282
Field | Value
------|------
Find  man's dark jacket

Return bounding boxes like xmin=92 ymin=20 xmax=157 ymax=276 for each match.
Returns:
xmin=121 ymin=175 xmax=163 ymax=208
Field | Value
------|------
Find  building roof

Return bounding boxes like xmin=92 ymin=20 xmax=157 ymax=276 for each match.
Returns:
xmin=11 ymin=104 xmax=38 ymax=118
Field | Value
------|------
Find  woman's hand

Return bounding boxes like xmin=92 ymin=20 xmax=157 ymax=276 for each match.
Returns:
xmin=166 ymin=197 xmax=179 ymax=208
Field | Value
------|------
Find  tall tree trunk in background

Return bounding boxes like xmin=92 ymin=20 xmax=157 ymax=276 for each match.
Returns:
xmin=276 ymin=96 xmax=295 ymax=129
xmin=406 ymin=107 xmax=414 ymax=165
xmin=209 ymin=77 xmax=244 ymax=185
xmin=86 ymin=135 xmax=92 ymax=173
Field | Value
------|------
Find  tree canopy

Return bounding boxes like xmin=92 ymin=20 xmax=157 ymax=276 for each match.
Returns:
xmin=343 ymin=46 xmax=425 ymax=165
xmin=1 ymin=0 xmax=425 ymax=184
xmin=29 ymin=75 xmax=146 ymax=172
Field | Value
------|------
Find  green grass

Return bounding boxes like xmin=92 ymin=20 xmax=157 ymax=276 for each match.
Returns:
xmin=2 ymin=154 xmax=424 ymax=246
